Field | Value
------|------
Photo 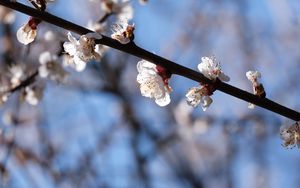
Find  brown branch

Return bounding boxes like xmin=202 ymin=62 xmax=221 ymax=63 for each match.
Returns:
xmin=8 ymin=70 xmax=38 ymax=93
xmin=98 ymin=12 xmax=113 ymax=23
xmin=0 ymin=0 xmax=299 ymax=121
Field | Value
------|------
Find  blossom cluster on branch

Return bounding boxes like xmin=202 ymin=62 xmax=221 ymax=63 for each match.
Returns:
xmin=0 ymin=0 xmax=299 ymax=150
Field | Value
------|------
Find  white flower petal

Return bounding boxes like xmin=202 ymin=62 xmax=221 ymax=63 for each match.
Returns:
xmin=198 ymin=56 xmax=229 ymax=82
xmin=63 ymin=42 xmax=76 ymax=56
xmin=137 ymin=59 xmax=172 ymax=106
xmin=201 ymin=96 xmax=213 ymax=111
xmin=73 ymin=56 xmax=86 ymax=72
xmin=155 ymin=93 xmax=170 ymax=106
xmin=16 ymin=24 xmax=37 ymax=45
xmin=39 ymin=51 xmax=52 ymax=65
xmin=38 ymin=65 xmax=49 ymax=78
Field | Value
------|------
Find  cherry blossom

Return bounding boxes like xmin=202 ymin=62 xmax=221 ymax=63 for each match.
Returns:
xmin=139 ymin=0 xmax=148 ymax=5
xmin=43 ymin=30 xmax=56 ymax=41
xmin=246 ymin=70 xmax=266 ymax=109
xmin=185 ymin=56 xmax=229 ymax=111
xmin=185 ymin=87 xmax=213 ymax=111
xmin=87 ymin=20 xmax=106 ymax=33
xmin=137 ymin=60 xmax=172 ymax=106
xmin=16 ymin=18 xmax=41 ymax=45
xmin=111 ymin=19 xmax=134 ymax=44
xmin=63 ymin=32 xmax=102 ymax=72
xmin=100 ymin=0 xmax=133 ymax=20
xmin=0 ymin=6 xmax=15 ymax=24
xmin=38 ymin=51 xmax=68 ymax=82
xmin=24 ymin=86 xmax=44 ymax=106
xmin=198 ymin=56 xmax=230 ymax=82
xmin=9 ymin=64 xmax=24 ymax=88
xmin=280 ymin=122 xmax=300 ymax=149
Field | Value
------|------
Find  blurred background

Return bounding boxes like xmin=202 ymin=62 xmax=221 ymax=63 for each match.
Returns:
xmin=0 ymin=0 xmax=300 ymax=187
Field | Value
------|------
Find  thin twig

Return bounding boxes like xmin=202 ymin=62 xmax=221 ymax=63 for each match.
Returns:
xmin=8 ymin=70 xmax=38 ymax=93
xmin=98 ymin=12 xmax=113 ymax=23
xmin=0 ymin=0 xmax=299 ymax=121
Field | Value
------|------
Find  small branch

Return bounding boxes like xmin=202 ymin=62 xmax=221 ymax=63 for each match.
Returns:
xmin=8 ymin=70 xmax=38 ymax=93
xmin=98 ymin=12 xmax=113 ymax=23
xmin=0 ymin=1 xmax=299 ymax=121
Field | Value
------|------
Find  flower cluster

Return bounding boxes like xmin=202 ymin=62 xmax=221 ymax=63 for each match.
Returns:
xmin=246 ymin=70 xmax=266 ymax=109
xmin=186 ymin=86 xmax=213 ymax=111
xmin=63 ymin=32 xmax=102 ymax=72
xmin=111 ymin=19 xmax=135 ymax=44
xmin=101 ymin=0 xmax=133 ymax=20
xmin=9 ymin=65 xmax=26 ymax=90
xmin=23 ymin=85 xmax=44 ymax=106
xmin=136 ymin=60 xmax=172 ymax=106
xmin=186 ymin=56 xmax=230 ymax=111
xmin=38 ymin=51 xmax=68 ymax=82
xmin=280 ymin=122 xmax=300 ymax=149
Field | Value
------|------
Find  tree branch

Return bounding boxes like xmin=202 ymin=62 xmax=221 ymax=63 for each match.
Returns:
xmin=1 ymin=0 xmax=299 ymax=121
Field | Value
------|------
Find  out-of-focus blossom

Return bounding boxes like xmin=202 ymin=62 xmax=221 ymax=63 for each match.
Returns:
xmin=87 ymin=20 xmax=106 ymax=33
xmin=111 ymin=19 xmax=134 ymax=44
xmin=139 ymin=0 xmax=148 ymax=5
xmin=16 ymin=18 xmax=41 ymax=45
xmin=43 ymin=30 xmax=56 ymax=41
xmin=280 ymin=122 xmax=300 ymax=149
xmin=0 ymin=7 xmax=15 ymax=24
xmin=38 ymin=51 xmax=68 ymax=82
xmin=198 ymin=56 xmax=230 ymax=82
xmin=186 ymin=86 xmax=213 ymax=111
xmin=9 ymin=64 xmax=24 ymax=88
xmin=246 ymin=70 xmax=266 ymax=109
xmin=0 ymin=93 xmax=9 ymax=106
xmin=23 ymin=86 xmax=43 ymax=106
xmin=63 ymin=32 xmax=102 ymax=72
xmin=99 ymin=0 xmax=133 ymax=20
xmin=137 ymin=60 xmax=172 ymax=106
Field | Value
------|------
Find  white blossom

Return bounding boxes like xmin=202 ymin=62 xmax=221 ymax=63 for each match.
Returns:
xmin=87 ymin=20 xmax=106 ymax=33
xmin=185 ymin=55 xmax=228 ymax=111
xmin=185 ymin=86 xmax=213 ymax=111
xmin=111 ymin=19 xmax=134 ymax=44
xmin=280 ymin=122 xmax=300 ymax=149
xmin=9 ymin=65 xmax=24 ymax=88
xmin=198 ymin=56 xmax=230 ymax=82
xmin=101 ymin=0 xmax=133 ymax=20
xmin=24 ymin=86 xmax=43 ymax=106
xmin=137 ymin=60 xmax=172 ymax=106
xmin=0 ymin=93 xmax=9 ymax=106
xmin=139 ymin=0 xmax=148 ymax=5
xmin=44 ymin=30 xmax=56 ymax=41
xmin=246 ymin=70 xmax=261 ymax=84
xmin=63 ymin=32 xmax=102 ymax=72
xmin=246 ymin=70 xmax=266 ymax=109
xmin=0 ymin=7 xmax=15 ymax=24
xmin=38 ymin=51 xmax=68 ymax=82
xmin=16 ymin=22 xmax=37 ymax=45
